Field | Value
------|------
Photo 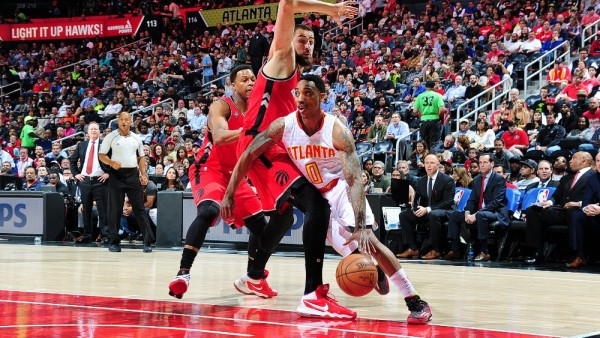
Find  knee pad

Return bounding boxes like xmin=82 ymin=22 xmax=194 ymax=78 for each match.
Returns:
xmin=183 ymin=201 xmax=220 ymax=248
xmin=197 ymin=200 xmax=221 ymax=227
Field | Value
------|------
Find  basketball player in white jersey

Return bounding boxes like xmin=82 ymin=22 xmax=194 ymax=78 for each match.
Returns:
xmin=221 ymin=74 xmax=432 ymax=324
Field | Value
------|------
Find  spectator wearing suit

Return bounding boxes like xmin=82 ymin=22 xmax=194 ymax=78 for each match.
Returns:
xmin=523 ymin=152 xmax=594 ymax=265
xmin=573 ymin=153 xmax=600 ymax=268
xmin=398 ymin=155 xmax=455 ymax=260
xmin=446 ymin=154 xmax=509 ymax=261
xmin=525 ymin=160 xmax=560 ymax=191
xmin=70 ymin=122 xmax=110 ymax=243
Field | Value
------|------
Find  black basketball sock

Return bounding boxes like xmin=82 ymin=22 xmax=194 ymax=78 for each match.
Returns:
xmin=180 ymin=248 xmax=197 ymax=271
xmin=247 ymin=248 xmax=269 ymax=279
xmin=247 ymin=233 xmax=258 ymax=273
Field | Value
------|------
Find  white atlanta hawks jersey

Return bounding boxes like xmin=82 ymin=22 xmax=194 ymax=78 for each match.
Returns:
xmin=282 ymin=112 xmax=342 ymax=192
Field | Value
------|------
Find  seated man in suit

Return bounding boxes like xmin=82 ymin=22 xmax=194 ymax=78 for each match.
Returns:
xmin=446 ymin=154 xmax=509 ymax=261
xmin=525 ymin=160 xmax=559 ymax=191
xmin=523 ymin=151 xmax=594 ymax=265
xmin=398 ymin=154 xmax=456 ymax=260
xmin=566 ymin=153 xmax=600 ymax=268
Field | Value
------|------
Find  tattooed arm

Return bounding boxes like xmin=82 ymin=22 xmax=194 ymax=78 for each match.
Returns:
xmin=220 ymin=117 xmax=285 ymax=221
xmin=332 ymin=119 xmax=375 ymax=254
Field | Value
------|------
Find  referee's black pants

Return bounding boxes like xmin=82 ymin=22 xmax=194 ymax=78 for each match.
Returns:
xmin=107 ymin=168 xmax=155 ymax=245
xmin=420 ymin=119 xmax=441 ymax=150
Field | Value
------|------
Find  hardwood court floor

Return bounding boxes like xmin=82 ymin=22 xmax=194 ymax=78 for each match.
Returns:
xmin=0 ymin=244 xmax=599 ymax=337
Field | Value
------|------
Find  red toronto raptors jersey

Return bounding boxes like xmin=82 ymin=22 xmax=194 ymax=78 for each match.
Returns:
xmin=196 ymin=97 xmax=244 ymax=171
xmin=243 ymin=68 xmax=300 ymax=136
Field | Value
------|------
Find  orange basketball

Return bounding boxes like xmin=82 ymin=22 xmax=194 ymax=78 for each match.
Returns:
xmin=335 ymin=254 xmax=377 ymax=297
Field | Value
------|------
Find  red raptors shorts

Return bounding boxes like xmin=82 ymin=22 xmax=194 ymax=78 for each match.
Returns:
xmin=238 ymin=134 xmax=302 ymax=212
xmin=188 ymin=164 xmax=262 ymax=228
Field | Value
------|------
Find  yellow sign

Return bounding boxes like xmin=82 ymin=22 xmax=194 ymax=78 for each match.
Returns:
xmin=199 ymin=1 xmax=334 ymax=27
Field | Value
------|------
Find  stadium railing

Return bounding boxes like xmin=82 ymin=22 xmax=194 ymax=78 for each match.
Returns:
xmin=107 ymin=98 xmax=175 ymax=129
xmin=0 ymin=82 xmax=22 ymax=104
xmin=581 ymin=17 xmax=600 ymax=49
xmin=54 ymin=37 xmax=152 ymax=73
xmin=456 ymin=77 xmax=511 ymax=131
xmin=523 ymin=40 xmax=571 ymax=97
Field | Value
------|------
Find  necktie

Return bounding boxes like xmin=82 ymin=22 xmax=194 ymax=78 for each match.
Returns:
xmin=427 ymin=177 xmax=433 ymax=205
xmin=86 ymin=140 xmax=95 ymax=175
xmin=570 ymin=172 xmax=580 ymax=189
xmin=478 ymin=175 xmax=486 ymax=209
xmin=540 ymin=182 xmax=546 ymax=188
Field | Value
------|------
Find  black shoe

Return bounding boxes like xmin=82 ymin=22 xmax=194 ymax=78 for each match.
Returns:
xmin=109 ymin=244 xmax=121 ymax=252
xmin=75 ymin=234 xmax=92 ymax=244
xmin=143 ymin=243 xmax=152 ymax=253
xmin=525 ymin=252 xmax=542 ymax=265
xmin=101 ymin=237 xmax=110 ymax=245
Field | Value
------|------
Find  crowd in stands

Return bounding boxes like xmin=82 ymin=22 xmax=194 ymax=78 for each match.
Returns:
xmin=1 ymin=0 xmax=600 ymax=264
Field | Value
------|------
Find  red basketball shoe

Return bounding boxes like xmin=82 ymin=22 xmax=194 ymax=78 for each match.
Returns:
xmin=233 ymin=270 xmax=278 ymax=298
xmin=405 ymin=295 xmax=432 ymax=324
xmin=297 ymin=284 xmax=357 ymax=319
xmin=168 ymin=270 xmax=190 ymax=299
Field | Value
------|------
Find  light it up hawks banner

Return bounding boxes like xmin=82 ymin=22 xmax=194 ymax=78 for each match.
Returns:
xmin=0 ymin=16 xmax=146 ymax=41
xmin=197 ymin=0 xmax=335 ymax=27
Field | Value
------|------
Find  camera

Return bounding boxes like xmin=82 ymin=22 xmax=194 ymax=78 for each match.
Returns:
xmin=60 ymin=192 xmax=76 ymax=207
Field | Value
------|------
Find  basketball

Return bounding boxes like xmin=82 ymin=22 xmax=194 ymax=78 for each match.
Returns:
xmin=335 ymin=254 xmax=377 ymax=297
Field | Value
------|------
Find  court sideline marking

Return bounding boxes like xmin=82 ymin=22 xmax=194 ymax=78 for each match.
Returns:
xmin=0 ymin=298 xmax=419 ymax=338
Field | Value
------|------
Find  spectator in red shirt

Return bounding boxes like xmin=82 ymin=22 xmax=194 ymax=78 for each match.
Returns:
xmin=589 ymin=32 xmax=600 ymax=57
xmin=582 ymin=7 xmax=600 ymax=27
xmin=32 ymin=77 xmax=50 ymax=93
xmin=533 ymin=21 xmax=553 ymax=42
xmin=557 ymin=71 xmax=588 ymax=102
xmin=583 ymin=97 xmax=600 ymax=131
xmin=479 ymin=18 xmax=494 ymax=37
xmin=502 ymin=121 xmax=530 ymax=156
xmin=486 ymin=42 xmax=504 ymax=63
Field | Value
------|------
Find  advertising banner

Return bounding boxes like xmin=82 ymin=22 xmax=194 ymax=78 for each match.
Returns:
xmin=0 ymin=196 xmax=44 ymax=235
xmin=198 ymin=0 xmax=334 ymax=27
xmin=0 ymin=16 xmax=146 ymax=42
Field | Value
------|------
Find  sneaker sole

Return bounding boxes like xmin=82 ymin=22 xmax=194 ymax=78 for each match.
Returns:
xmin=407 ymin=314 xmax=432 ymax=325
xmin=233 ymin=281 xmax=277 ymax=299
xmin=169 ymin=279 xmax=188 ymax=299
xmin=297 ymin=306 xmax=357 ymax=319
xmin=233 ymin=281 xmax=254 ymax=296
